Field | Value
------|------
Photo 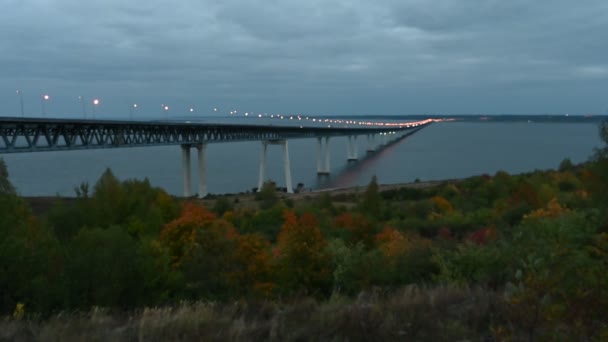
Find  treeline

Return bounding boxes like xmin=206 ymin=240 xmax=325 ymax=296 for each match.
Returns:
xmin=2 ymin=124 xmax=608 ymax=339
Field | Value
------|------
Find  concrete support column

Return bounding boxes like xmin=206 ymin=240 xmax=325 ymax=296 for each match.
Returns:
xmin=317 ymin=136 xmax=331 ymax=175
xmin=347 ymin=135 xmax=358 ymax=161
xmin=257 ymin=141 xmax=267 ymax=191
xmin=317 ymin=137 xmax=323 ymax=173
xmin=346 ymin=136 xmax=352 ymax=160
xmin=367 ymin=134 xmax=375 ymax=152
xmin=181 ymin=144 xmax=191 ymax=197
xmin=324 ymin=136 xmax=331 ymax=174
xmin=257 ymin=140 xmax=293 ymax=193
xmin=282 ymin=140 xmax=293 ymax=194
xmin=196 ymin=144 xmax=207 ymax=198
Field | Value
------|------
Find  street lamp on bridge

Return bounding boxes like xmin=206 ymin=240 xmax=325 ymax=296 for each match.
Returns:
xmin=78 ymin=96 xmax=87 ymax=118
xmin=161 ymin=104 xmax=169 ymax=120
xmin=41 ymin=94 xmax=50 ymax=117
xmin=92 ymin=98 xmax=100 ymax=119
xmin=130 ymin=103 xmax=138 ymax=120
xmin=16 ymin=90 xmax=24 ymax=117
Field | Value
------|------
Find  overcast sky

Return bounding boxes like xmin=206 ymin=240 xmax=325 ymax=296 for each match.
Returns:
xmin=1 ymin=0 xmax=607 ymax=118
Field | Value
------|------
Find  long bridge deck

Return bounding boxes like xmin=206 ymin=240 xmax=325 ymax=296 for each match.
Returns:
xmin=0 ymin=117 xmax=431 ymax=154
xmin=0 ymin=116 xmax=433 ymax=196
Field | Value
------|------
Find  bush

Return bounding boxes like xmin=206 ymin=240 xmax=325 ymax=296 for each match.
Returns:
xmin=255 ymin=181 xmax=279 ymax=210
xmin=559 ymin=158 xmax=574 ymax=172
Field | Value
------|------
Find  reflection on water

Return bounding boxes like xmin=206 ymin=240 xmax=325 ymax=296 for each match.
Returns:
xmin=316 ymin=131 xmax=417 ymax=190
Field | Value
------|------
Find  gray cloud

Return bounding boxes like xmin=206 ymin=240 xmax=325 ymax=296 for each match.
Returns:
xmin=1 ymin=0 xmax=607 ymax=117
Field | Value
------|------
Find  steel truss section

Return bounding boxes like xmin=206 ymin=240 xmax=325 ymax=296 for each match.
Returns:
xmin=0 ymin=118 xmax=428 ymax=154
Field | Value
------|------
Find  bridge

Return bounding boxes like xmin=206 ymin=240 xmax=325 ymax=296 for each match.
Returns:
xmin=0 ymin=117 xmax=433 ymax=196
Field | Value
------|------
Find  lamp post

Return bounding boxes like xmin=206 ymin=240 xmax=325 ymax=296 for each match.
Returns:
xmin=161 ymin=104 xmax=169 ymax=120
xmin=130 ymin=103 xmax=138 ymax=120
xmin=16 ymin=90 xmax=24 ymax=117
xmin=41 ymin=94 xmax=50 ymax=117
xmin=92 ymin=98 xmax=100 ymax=119
xmin=78 ymin=96 xmax=87 ymax=118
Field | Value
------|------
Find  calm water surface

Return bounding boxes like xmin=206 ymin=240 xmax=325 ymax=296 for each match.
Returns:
xmin=2 ymin=122 xmax=603 ymax=196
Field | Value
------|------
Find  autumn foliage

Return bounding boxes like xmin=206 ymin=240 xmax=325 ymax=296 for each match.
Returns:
xmin=274 ymin=211 xmax=332 ymax=296
xmin=3 ymin=131 xmax=608 ymax=340
xmin=160 ymin=202 xmax=222 ymax=267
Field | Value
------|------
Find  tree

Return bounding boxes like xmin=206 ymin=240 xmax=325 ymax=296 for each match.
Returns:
xmin=0 ymin=211 xmax=66 ymax=314
xmin=159 ymin=202 xmax=219 ymax=267
xmin=48 ymin=169 xmax=178 ymax=241
xmin=375 ymin=227 xmax=413 ymax=258
xmin=333 ymin=212 xmax=378 ymax=248
xmin=212 ymin=196 xmax=233 ymax=216
xmin=274 ymin=211 xmax=332 ymax=296
xmin=255 ymin=181 xmax=279 ymax=210
xmin=0 ymin=158 xmax=15 ymax=195
xmin=66 ymin=226 xmax=151 ymax=308
xmin=229 ymin=233 xmax=273 ymax=298
xmin=504 ymin=212 xmax=608 ymax=339
xmin=327 ymin=239 xmax=368 ymax=295
xmin=0 ymin=160 xmax=60 ymax=313
xmin=559 ymin=158 xmax=574 ymax=172
xmin=358 ymin=175 xmax=383 ymax=218
xmin=586 ymin=121 xmax=608 ymax=227
xmin=159 ymin=202 xmax=239 ymax=299
xmin=177 ymin=219 xmax=238 ymax=300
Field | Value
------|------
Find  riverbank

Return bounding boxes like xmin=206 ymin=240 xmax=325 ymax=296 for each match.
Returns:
xmin=22 ymin=179 xmax=452 ymax=216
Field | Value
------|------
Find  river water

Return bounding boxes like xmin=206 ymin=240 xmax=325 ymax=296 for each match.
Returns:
xmin=1 ymin=121 xmax=603 ymax=196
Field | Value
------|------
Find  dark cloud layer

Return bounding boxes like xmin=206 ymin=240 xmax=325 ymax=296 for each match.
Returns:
xmin=1 ymin=0 xmax=607 ymax=117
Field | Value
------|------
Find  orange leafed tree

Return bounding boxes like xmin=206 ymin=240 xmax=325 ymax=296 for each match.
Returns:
xmin=524 ymin=198 xmax=569 ymax=221
xmin=333 ymin=212 xmax=354 ymax=229
xmin=229 ymin=233 xmax=274 ymax=298
xmin=159 ymin=202 xmax=234 ymax=267
xmin=274 ymin=210 xmax=332 ymax=296
xmin=431 ymin=196 xmax=454 ymax=214
xmin=375 ymin=226 xmax=412 ymax=258
xmin=333 ymin=212 xmax=376 ymax=248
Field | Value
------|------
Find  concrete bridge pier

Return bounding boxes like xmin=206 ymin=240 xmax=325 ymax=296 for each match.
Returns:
xmin=347 ymin=135 xmax=358 ymax=161
xmin=182 ymin=143 xmax=208 ymax=198
xmin=373 ymin=133 xmax=381 ymax=150
xmin=317 ymin=137 xmax=324 ymax=173
xmin=181 ymin=144 xmax=192 ymax=197
xmin=366 ymin=134 xmax=375 ymax=153
xmin=258 ymin=140 xmax=293 ymax=193
xmin=196 ymin=144 xmax=207 ymax=198
xmin=317 ymin=136 xmax=331 ymax=175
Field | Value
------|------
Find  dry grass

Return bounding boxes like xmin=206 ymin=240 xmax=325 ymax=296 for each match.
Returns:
xmin=1 ymin=285 xmax=505 ymax=341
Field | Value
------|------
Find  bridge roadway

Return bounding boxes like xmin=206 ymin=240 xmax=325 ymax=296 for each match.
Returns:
xmin=0 ymin=117 xmax=433 ymax=196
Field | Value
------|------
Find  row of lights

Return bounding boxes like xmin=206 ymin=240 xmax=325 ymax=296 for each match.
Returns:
xmin=13 ymin=90 xmax=202 ymax=120
xmin=15 ymin=91 xmax=102 ymax=119
xmin=13 ymin=90 xmax=438 ymax=127
xmin=229 ymin=111 xmax=437 ymax=129
xmin=225 ymin=108 xmax=437 ymax=128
